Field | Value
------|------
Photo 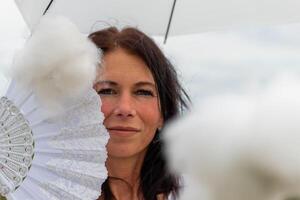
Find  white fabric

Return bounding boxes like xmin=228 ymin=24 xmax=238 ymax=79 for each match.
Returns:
xmin=1 ymin=82 xmax=109 ymax=200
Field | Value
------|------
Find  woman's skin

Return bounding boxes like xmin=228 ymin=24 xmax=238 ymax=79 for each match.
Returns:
xmin=94 ymin=48 xmax=163 ymax=200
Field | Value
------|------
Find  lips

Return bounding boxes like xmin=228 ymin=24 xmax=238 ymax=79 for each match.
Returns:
xmin=107 ymin=126 xmax=140 ymax=136
xmin=108 ymin=126 xmax=140 ymax=131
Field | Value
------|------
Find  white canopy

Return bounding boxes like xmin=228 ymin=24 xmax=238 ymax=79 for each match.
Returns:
xmin=14 ymin=0 xmax=300 ymax=38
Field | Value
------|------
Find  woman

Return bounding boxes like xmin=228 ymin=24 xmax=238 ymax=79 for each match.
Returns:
xmin=90 ymin=27 xmax=189 ymax=200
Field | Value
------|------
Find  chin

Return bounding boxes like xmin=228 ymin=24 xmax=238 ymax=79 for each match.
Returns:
xmin=107 ymin=143 xmax=147 ymax=159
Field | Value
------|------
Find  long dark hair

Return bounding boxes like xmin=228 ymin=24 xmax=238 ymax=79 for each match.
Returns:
xmin=89 ymin=27 xmax=190 ymax=200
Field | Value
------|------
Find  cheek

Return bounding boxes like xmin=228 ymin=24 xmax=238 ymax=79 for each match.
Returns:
xmin=100 ymin=98 xmax=113 ymax=118
xmin=138 ymin=101 xmax=162 ymax=127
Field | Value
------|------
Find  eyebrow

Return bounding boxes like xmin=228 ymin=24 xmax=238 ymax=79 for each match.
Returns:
xmin=96 ymin=80 xmax=156 ymax=88
xmin=95 ymin=80 xmax=118 ymax=86
xmin=135 ymin=81 xmax=156 ymax=88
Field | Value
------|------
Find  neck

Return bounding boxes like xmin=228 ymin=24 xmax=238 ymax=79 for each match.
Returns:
xmin=106 ymin=150 xmax=147 ymax=199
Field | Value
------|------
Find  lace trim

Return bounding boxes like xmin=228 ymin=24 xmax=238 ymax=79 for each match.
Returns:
xmin=0 ymin=97 xmax=34 ymax=196
xmin=1 ymin=87 xmax=109 ymax=200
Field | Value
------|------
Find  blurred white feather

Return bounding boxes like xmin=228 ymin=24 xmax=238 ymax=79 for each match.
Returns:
xmin=164 ymin=73 xmax=300 ymax=200
xmin=11 ymin=15 xmax=100 ymax=115
xmin=0 ymin=15 xmax=108 ymax=200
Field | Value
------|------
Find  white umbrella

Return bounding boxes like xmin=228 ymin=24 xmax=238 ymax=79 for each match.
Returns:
xmin=14 ymin=0 xmax=300 ymax=43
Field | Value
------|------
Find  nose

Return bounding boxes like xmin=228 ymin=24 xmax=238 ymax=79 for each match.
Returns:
xmin=113 ymin=92 xmax=136 ymax=118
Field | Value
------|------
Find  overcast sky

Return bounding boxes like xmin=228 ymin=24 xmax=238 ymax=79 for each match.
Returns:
xmin=0 ymin=1 xmax=28 ymax=94
xmin=2 ymin=1 xmax=300 ymax=103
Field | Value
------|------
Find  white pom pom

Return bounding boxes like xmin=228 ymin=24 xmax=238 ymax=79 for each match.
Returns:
xmin=164 ymin=74 xmax=300 ymax=200
xmin=11 ymin=15 xmax=101 ymax=114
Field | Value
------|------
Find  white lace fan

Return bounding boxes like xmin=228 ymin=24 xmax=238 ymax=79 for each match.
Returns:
xmin=0 ymin=15 xmax=109 ymax=200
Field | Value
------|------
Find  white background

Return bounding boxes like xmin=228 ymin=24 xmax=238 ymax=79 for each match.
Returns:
xmin=2 ymin=1 xmax=300 ymax=103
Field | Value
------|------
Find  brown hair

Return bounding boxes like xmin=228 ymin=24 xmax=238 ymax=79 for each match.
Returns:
xmin=89 ymin=27 xmax=189 ymax=200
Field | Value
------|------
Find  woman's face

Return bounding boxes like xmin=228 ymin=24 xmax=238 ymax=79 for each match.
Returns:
xmin=94 ymin=48 xmax=163 ymax=159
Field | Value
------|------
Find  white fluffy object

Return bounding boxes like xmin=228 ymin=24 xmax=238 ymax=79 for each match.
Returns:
xmin=11 ymin=15 xmax=101 ymax=113
xmin=164 ymin=74 xmax=300 ymax=200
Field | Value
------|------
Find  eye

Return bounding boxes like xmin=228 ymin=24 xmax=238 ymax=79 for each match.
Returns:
xmin=135 ymin=89 xmax=155 ymax=97
xmin=97 ymin=88 xmax=117 ymax=95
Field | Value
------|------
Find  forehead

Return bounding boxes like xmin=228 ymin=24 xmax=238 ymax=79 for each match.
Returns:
xmin=98 ymin=48 xmax=155 ymax=84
